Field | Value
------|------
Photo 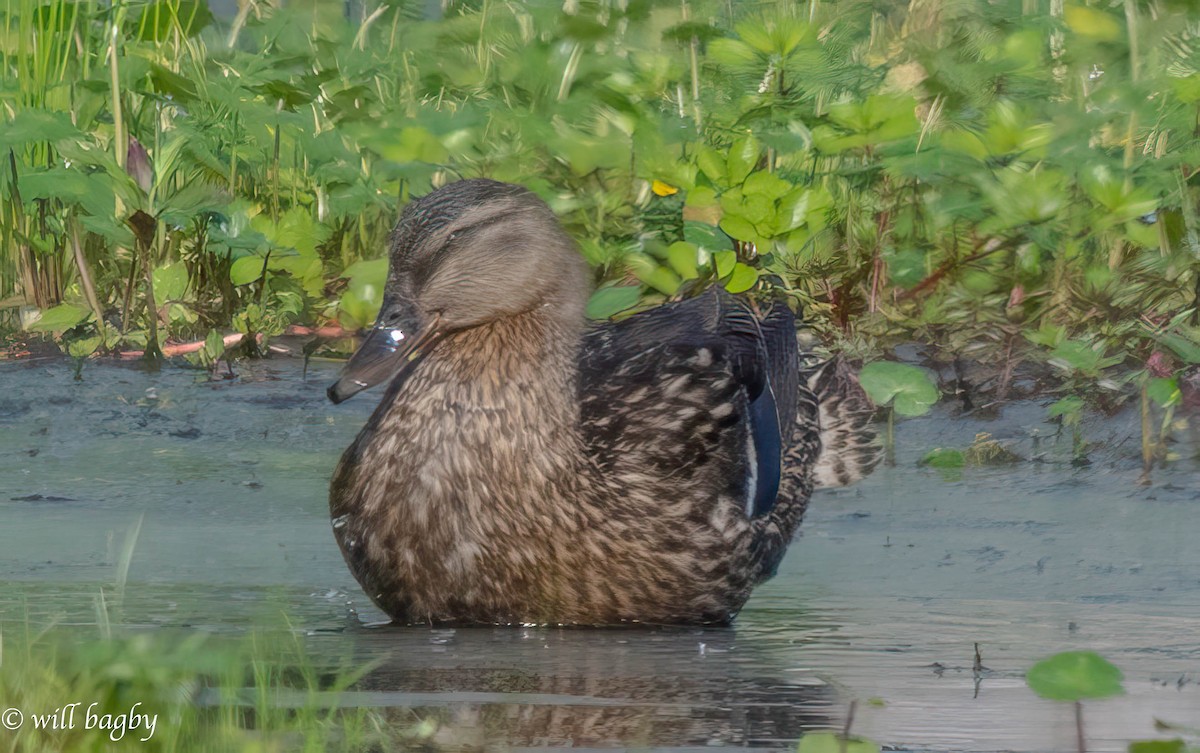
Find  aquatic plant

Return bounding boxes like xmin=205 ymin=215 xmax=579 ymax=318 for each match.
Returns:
xmin=0 ymin=0 xmax=1197 ymax=408
xmin=858 ymin=360 xmax=939 ymax=464
xmin=1027 ymin=650 xmax=1125 ymax=753
xmin=1129 ymin=740 xmax=1197 ymax=753
xmin=1129 ymin=718 xmax=1200 ymax=753
xmin=1047 ymin=395 xmax=1089 ymax=466
xmin=920 ymin=432 xmax=1021 ymax=480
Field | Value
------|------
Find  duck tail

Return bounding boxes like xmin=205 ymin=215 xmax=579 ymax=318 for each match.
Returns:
xmin=803 ymin=356 xmax=881 ymax=488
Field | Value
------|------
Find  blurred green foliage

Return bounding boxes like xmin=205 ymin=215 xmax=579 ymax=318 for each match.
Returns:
xmin=0 ymin=0 xmax=1198 ymax=396
xmin=1026 ymin=650 xmax=1125 ymax=701
xmin=0 ymin=625 xmax=427 ymax=752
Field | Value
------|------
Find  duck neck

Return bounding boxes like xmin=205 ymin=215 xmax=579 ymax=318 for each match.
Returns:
xmin=370 ymin=306 xmax=583 ymax=494
xmin=431 ymin=307 xmax=581 ymax=410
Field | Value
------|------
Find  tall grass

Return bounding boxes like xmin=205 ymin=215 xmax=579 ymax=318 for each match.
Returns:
xmin=0 ymin=621 xmax=413 ymax=753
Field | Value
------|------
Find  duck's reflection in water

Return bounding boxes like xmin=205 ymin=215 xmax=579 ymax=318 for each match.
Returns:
xmin=337 ymin=622 xmax=836 ymax=750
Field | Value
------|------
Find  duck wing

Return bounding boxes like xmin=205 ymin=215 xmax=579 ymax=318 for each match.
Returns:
xmin=578 ymin=288 xmax=801 ymax=518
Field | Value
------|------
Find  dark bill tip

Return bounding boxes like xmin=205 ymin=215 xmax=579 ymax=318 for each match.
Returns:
xmin=327 ymin=377 xmax=369 ymax=405
xmin=326 ymin=325 xmax=411 ymax=405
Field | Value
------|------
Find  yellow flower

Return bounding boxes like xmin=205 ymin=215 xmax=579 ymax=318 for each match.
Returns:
xmin=651 ymin=179 xmax=679 ymax=197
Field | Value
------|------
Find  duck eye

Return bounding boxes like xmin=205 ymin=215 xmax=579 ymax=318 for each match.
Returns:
xmin=447 ymin=232 xmax=459 ymax=242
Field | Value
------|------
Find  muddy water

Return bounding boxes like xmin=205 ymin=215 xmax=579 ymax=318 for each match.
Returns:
xmin=1 ymin=357 xmax=1198 ymax=752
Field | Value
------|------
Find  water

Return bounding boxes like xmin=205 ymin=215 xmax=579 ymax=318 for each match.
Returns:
xmin=2 ymin=356 xmax=1198 ymax=751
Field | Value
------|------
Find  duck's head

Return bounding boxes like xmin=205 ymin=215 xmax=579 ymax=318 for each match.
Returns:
xmin=328 ymin=179 xmax=588 ymax=404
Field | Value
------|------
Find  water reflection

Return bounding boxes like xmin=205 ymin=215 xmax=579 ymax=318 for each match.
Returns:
xmin=336 ymin=623 xmax=837 ymax=749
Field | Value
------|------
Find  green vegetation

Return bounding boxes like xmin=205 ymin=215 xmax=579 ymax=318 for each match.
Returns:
xmin=858 ymin=361 xmax=939 ymax=418
xmin=1027 ymin=650 xmax=1124 ymax=753
xmin=1130 ymin=741 xmax=1200 ymax=753
xmin=797 ymin=731 xmax=879 ymax=753
xmin=858 ymin=359 xmax=939 ymax=464
xmin=0 ymin=515 xmax=411 ymax=752
xmin=791 ymin=651 xmax=1196 ymax=753
xmin=0 ymin=625 xmax=421 ymax=752
xmin=1027 ymin=650 xmax=1125 ymax=702
xmin=919 ymin=432 xmax=1021 ymax=479
xmin=0 ymin=0 xmax=1197 ymax=400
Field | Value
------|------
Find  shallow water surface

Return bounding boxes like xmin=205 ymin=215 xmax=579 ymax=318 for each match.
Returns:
xmin=1 ymin=358 xmax=1198 ymax=751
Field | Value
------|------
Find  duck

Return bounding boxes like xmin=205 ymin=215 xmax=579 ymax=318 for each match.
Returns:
xmin=326 ymin=178 xmax=879 ymax=626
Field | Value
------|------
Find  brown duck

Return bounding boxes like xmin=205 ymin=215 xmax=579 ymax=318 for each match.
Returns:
xmin=327 ymin=179 xmax=878 ymax=626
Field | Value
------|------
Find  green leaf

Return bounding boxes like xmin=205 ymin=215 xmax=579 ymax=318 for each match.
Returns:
xmin=1081 ymin=166 xmax=1157 ymax=225
xmin=342 ymin=258 xmax=389 ymax=285
xmin=586 ymin=285 xmax=641 ymax=319
xmin=1128 ymin=740 xmax=1187 ymax=753
xmin=920 ymin=448 xmax=965 ymax=469
xmin=252 ymin=208 xmax=327 ymax=258
xmin=683 ymin=221 xmax=725 ymax=252
xmin=797 ymin=732 xmax=880 ymax=753
xmin=775 ymin=187 xmax=817 ymax=233
xmin=685 ymin=187 xmax=718 ymax=209
xmin=723 ymin=262 xmax=758 ymax=294
xmin=27 ymin=303 xmax=91 ymax=333
xmin=81 ymin=214 xmax=136 ymax=248
xmin=0 ymin=110 xmax=82 ymax=149
xmin=148 ymin=63 xmax=199 ymax=102
xmin=818 ymin=95 xmax=919 ymax=152
xmin=1049 ymin=339 xmax=1122 ymax=377
xmin=742 ymin=171 xmax=790 ymax=200
xmin=230 ymin=256 xmax=266 ymax=286
xmin=660 ymin=21 xmax=724 ymax=45
xmin=66 ymin=335 xmax=102 ymax=359
xmin=367 ymin=125 xmax=448 ymax=165
xmin=1156 ymin=333 xmax=1200 ymax=365
xmin=1047 ymin=396 xmax=1085 ymax=418
xmin=859 ymin=361 xmax=939 ymax=416
xmin=713 ymin=250 xmax=737 ymax=278
xmin=720 ymin=215 xmax=758 ymax=243
xmin=203 ymin=329 xmax=226 ymax=361
xmin=739 ymin=193 xmax=775 ymax=227
xmin=158 ymin=182 xmax=227 ymax=227
xmin=695 ymin=146 xmax=727 ymax=184
xmin=1026 ymin=651 xmax=1124 ymax=701
xmin=726 ymin=136 xmax=761 ymax=185
xmin=982 ymin=167 xmax=1068 ymax=228
xmin=707 ymin=38 xmax=760 ymax=69
xmin=886 ymin=248 xmax=928 ymax=289
xmin=1146 ymin=378 xmax=1180 ymax=408
xmin=1064 ymin=4 xmax=1122 ymax=41
xmin=18 ymin=168 xmax=115 ymax=219
xmin=166 ymin=302 xmax=197 ymax=325
xmin=337 ymin=288 xmax=375 ymax=330
xmin=152 ymin=262 xmax=189 ymax=303
xmin=1026 ymin=322 xmax=1067 ymax=349
xmin=666 ymin=241 xmax=702 ymax=279
xmin=626 ymin=253 xmax=681 ymax=295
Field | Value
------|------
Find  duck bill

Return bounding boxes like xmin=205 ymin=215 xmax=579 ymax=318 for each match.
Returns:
xmin=327 ymin=316 xmax=439 ymax=405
